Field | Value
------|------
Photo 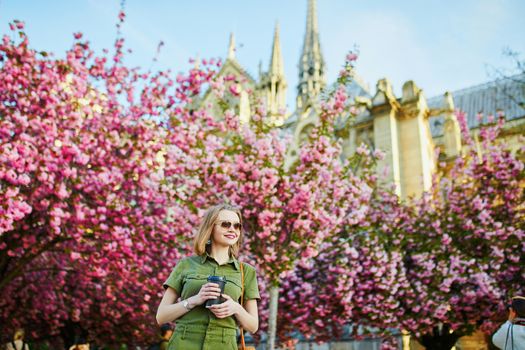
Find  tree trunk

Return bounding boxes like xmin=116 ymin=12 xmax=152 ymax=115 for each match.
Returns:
xmin=267 ymin=285 xmax=279 ymax=350
xmin=418 ymin=325 xmax=461 ymax=350
xmin=0 ymin=236 xmax=66 ymax=291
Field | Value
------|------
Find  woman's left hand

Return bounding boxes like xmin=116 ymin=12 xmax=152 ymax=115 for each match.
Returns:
xmin=208 ymin=294 xmax=241 ymax=319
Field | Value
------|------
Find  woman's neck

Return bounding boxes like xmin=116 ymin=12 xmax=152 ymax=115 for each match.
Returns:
xmin=210 ymin=245 xmax=230 ymax=265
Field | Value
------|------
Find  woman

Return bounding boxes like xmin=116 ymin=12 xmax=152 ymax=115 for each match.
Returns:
xmin=156 ymin=204 xmax=260 ymax=350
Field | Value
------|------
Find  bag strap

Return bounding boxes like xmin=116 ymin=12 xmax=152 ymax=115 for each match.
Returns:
xmin=11 ymin=341 xmax=25 ymax=350
xmin=239 ymin=262 xmax=246 ymax=350
xmin=504 ymin=323 xmax=513 ymax=350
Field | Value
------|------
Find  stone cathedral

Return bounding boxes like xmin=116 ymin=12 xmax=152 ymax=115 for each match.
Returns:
xmin=203 ymin=0 xmax=524 ymax=203
xmin=201 ymin=1 xmax=524 ymax=348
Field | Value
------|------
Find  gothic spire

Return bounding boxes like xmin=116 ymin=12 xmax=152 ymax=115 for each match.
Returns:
xmin=258 ymin=22 xmax=287 ymax=123
xmin=228 ymin=32 xmax=236 ymax=60
xmin=297 ymin=0 xmax=325 ymax=112
xmin=269 ymin=22 xmax=285 ymax=78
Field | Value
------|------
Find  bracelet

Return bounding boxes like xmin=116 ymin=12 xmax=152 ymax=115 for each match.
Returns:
xmin=183 ymin=299 xmax=192 ymax=311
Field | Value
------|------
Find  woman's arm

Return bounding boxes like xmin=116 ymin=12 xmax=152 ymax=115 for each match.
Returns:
xmin=156 ymin=287 xmax=188 ymax=325
xmin=235 ymin=299 xmax=259 ymax=333
xmin=156 ymin=283 xmax=222 ymax=325
xmin=209 ymin=295 xmax=259 ymax=333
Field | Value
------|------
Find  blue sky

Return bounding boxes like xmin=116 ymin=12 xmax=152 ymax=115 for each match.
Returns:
xmin=1 ymin=0 xmax=524 ymax=110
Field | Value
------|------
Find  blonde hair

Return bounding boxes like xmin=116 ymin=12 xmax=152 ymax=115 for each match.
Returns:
xmin=14 ymin=329 xmax=24 ymax=340
xmin=193 ymin=204 xmax=243 ymax=258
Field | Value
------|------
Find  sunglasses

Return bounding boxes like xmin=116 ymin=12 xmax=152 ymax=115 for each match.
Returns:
xmin=216 ymin=220 xmax=242 ymax=231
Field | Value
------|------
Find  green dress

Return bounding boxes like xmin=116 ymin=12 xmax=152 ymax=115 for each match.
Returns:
xmin=163 ymin=254 xmax=260 ymax=350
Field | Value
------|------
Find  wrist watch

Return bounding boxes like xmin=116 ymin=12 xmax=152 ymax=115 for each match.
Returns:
xmin=183 ymin=299 xmax=192 ymax=311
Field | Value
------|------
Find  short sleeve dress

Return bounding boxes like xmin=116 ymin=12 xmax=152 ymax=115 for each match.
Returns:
xmin=163 ymin=254 xmax=260 ymax=350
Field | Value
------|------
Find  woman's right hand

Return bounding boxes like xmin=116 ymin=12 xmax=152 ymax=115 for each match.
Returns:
xmin=189 ymin=283 xmax=222 ymax=306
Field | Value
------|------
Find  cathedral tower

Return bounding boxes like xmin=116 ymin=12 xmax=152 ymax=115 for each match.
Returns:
xmin=259 ymin=22 xmax=288 ymax=125
xmin=296 ymin=0 xmax=326 ymax=114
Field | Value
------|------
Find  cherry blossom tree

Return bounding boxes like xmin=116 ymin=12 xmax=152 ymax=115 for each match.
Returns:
xmin=392 ymin=113 xmax=525 ymax=349
xmin=275 ymin=112 xmax=524 ymax=350
xmin=275 ymin=156 xmax=408 ymax=348
xmin=0 ymin=20 xmax=193 ymax=347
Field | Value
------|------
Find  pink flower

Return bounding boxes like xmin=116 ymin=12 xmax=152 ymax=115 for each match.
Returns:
xmin=118 ymin=11 xmax=126 ymax=22
xmin=229 ymin=84 xmax=241 ymax=97
xmin=356 ymin=143 xmax=369 ymax=155
xmin=346 ymin=53 xmax=358 ymax=62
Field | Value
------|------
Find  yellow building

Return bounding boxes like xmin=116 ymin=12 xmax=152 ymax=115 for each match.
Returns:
xmin=281 ymin=0 xmax=524 ymax=201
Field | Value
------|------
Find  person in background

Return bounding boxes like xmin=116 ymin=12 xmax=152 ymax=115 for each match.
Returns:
xmin=68 ymin=344 xmax=89 ymax=350
xmin=493 ymin=295 xmax=525 ymax=349
xmin=159 ymin=323 xmax=173 ymax=350
xmin=5 ymin=329 xmax=30 ymax=350
xmin=67 ymin=337 xmax=90 ymax=350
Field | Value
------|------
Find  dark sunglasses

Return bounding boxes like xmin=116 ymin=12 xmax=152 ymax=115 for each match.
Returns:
xmin=216 ymin=220 xmax=242 ymax=231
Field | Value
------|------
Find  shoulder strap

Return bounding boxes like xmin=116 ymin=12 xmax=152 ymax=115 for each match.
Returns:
xmin=504 ymin=323 xmax=511 ymax=350
xmin=240 ymin=262 xmax=245 ymax=305
xmin=11 ymin=341 xmax=26 ymax=350
xmin=239 ymin=262 xmax=246 ymax=350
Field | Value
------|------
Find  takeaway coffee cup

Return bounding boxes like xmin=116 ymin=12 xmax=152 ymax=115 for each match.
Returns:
xmin=205 ymin=276 xmax=227 ymax=308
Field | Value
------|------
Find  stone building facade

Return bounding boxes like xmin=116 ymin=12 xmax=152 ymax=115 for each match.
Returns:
xmin=213 ymin=0 xmax=524 ymax=202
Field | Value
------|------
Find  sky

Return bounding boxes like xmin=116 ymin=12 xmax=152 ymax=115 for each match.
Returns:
xmin=1 ymin=0 xmax=524 ymax=110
